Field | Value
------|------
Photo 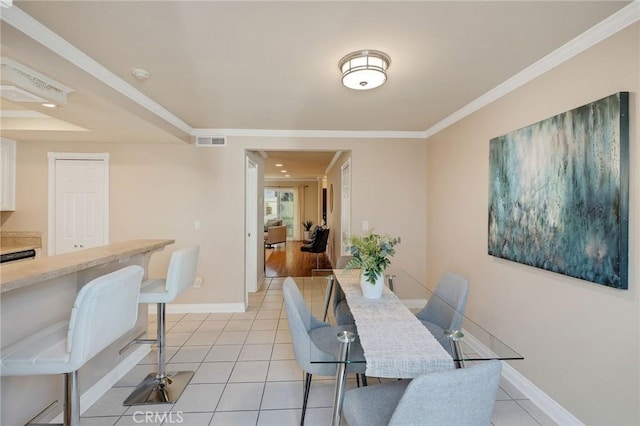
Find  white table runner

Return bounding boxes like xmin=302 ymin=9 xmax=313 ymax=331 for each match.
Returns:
xmin=335 ymin=269 xmax=454 ymax=378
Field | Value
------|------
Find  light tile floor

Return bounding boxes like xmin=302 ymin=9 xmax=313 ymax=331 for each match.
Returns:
xmin=80 ymin=277 xmax=557 ymax=425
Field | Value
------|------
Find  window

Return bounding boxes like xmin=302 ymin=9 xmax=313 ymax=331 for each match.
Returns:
xmin=264 ymin=188 xmax=297 ymax=239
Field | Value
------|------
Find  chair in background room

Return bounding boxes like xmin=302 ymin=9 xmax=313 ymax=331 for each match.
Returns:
xmin=124 ymin=246 xmax=200 ymax=405
xmin=415 ymin=272 xmax=469 ymax=354
xmin=1 ymin=265 xmax=144 ymax=426
xmin=264 ymin=224 xmax=287 ymax=247
xmin=303 ymin=225 xmax=321 ymax=244
xmin=342 ymin=359 xmax=502 ymax=426
xmin=300 ymin=227 xmax=330 ymax=269
xmin=264 ymin=219 xmax=286 ymax=248
xmin=283 ymin=277 xmax=367 ymax=425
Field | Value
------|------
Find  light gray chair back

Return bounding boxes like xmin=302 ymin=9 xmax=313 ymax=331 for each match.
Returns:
xmin=332 ymin=255 xmax=352 ymax=310
xmin=343 ymin=360 xmax=502 ymax=426
xmin=416 ymin=272 xmax=469 ymax=332
xmin=390 ymin=360 xmax=501 ymax=425
xmin=282 ymin=278 xmax=337 ymax=376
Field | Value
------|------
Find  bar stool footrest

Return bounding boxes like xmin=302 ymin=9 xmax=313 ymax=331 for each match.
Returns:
xmin=123 ymin=371 xmax=194 ymax=405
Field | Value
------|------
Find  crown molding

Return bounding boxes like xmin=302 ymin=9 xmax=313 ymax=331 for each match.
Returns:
xmin=424 ymin=1 xmax=640 ymax=139
xmin=1 ymin=5 xmax=193 ymax=136
xmin=192 ymin=128 xmax=427 ymax=139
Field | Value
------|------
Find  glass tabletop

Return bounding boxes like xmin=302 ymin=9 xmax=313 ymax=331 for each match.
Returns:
xmin=303 ymin=268 xmax=523 ymax=366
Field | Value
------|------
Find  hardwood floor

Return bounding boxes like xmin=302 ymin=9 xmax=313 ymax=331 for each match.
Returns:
xmin=264 ymin=240 xmax=332 ymax=277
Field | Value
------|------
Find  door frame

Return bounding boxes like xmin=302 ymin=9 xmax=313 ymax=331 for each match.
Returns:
xmin=245 ymin=156 xmax=259 ymax=298
xmin=340 ymin=158 xmax=351 ymax=256
xmin=47 ymin=152 xmax=110 ymax=255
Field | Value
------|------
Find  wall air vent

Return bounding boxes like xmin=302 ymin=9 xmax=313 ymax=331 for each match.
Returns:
xmin=192 ymin=135 xmax=227 ymax=147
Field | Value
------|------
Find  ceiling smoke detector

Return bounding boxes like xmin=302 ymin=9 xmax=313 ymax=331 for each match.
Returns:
xmin=132 ymin=68 xmax=150 ymax=80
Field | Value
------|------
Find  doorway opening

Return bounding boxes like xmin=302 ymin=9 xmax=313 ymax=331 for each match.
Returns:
xmin=264 ymin=187 xmax=297 ymax=240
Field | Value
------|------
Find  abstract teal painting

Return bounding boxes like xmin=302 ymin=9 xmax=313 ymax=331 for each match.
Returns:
xmin=488 ymin=92 xmax=629 ymax=289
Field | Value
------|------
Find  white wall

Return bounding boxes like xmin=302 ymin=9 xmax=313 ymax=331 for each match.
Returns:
xmin=425 ymin=24 xmax=639 ymax=425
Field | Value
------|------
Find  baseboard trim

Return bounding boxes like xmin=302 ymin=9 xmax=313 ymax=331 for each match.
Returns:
xmin=500 ymin=361 xmax=584 ymax=425
xmin=51 ymin=344 xmax=151 ymax=423
xmin=462 ymin=330 xmax=584 ymax=426
xmin=148 ymin=303 xmax=246 ymax=314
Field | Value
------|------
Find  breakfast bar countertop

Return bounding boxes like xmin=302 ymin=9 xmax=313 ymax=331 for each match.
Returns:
xmin=0 ymin=239 xmax=174 ymax=293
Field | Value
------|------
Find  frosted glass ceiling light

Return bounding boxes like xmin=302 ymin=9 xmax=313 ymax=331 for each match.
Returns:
xmin=339 ymin=50 xmax=390 ymax=90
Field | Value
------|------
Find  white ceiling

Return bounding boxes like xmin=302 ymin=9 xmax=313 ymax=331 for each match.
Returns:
xmin=263 ymin=150 xmax=338 ymax=180
xmin=0 ymin=1 xmax=633 ymax=177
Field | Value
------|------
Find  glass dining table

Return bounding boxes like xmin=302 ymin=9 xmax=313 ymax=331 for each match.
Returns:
xmin=307 ymin=268 xmax=524 ymax=425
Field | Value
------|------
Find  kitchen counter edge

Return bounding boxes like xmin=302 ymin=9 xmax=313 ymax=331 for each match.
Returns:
xmin=0 ymin=239 xmax=174 ymax=293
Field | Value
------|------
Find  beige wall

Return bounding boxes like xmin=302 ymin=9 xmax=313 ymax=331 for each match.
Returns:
xmin=1 ymin=137 xmax=428 ymax=304
xmin=324 ymin=143 xmax=428 ymax=272
xmin=426 ymin=24 xmax=639 ymax=425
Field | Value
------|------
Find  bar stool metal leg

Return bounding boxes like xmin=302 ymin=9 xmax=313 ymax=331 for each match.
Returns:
xmin=64 ymin=371 xmax=80 ymax=426
xmin=123 ymin=302 xmax=194 ymax=405
xmin=26 ymin=372 xmax=81 ymax=426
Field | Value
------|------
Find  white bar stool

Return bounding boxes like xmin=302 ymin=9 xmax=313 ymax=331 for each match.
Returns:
xmin=1 ymin=265 xmax=144 ymax=426
xmin=123 ymin=246 xmax=200 ymax=405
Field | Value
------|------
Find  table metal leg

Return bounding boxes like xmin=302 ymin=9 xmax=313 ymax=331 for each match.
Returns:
xmin=445 ymin=329 xmax=465 ymax=368
xmin=332 ymin=330 xmax=355 ymax=426
xmin=323 ymin=275 xmax=335 ymax=322
xmin=386 ymin=274 xmax=396 ymax=292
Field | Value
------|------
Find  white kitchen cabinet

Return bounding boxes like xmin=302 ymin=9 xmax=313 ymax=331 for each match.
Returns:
xmin=0 ymin=138 xmax=16 ymax=211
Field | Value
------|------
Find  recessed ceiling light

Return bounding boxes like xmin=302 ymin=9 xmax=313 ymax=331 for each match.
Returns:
xmin=275 ymin=163 xmax=283 ymax=167
xmin=281 ymin=170 xmax=287 ymax=173
xmin=41 ymin=103 xmax=57 ymax=108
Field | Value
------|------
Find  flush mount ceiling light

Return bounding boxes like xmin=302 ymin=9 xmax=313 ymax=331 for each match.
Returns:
xmin=339 ymin=50 xmax=391 ymax=90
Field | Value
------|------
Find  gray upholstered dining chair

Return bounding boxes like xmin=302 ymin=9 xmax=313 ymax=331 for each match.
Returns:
xmin=415 ymin=272 xmax=469 ymax=354
xmin=283 ymin=277 xmax=366 ymax=425
xmin=333 ymin=255 xmax=355 ymax=325
xmin=343 ymin=360 xmax=502 ymax=426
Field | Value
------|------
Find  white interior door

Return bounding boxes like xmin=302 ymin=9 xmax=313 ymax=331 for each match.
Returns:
xmin=245 ymin=157 xmax=258 ymax=295
xmin=49 ymin=153 xmax=109 ymax=255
